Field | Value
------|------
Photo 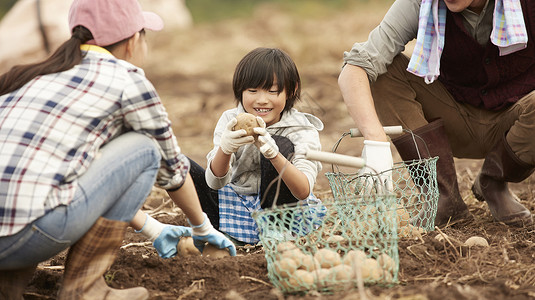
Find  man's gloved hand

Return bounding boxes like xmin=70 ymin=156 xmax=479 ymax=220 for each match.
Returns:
xmin=359 ymin=140 xmax=394 ymax=193
xmin=219 ymin=117 xmax=255 ymax=155
xmin=189 ymin=213 xmax=237 ymax=256
xmin=253 ymin=117 xmax=279 ymax=159
xmin=135 ymin=213 xmax=192 ymax=258
xmin=153 ymin=225 xmax=192 ymax=258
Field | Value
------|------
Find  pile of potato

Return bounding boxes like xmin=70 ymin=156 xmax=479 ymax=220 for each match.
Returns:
xmin=273 ymin=241 xmax=395 ymax=291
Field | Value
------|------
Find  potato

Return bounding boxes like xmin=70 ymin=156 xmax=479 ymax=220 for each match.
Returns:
xmin=294 ymin=254 xmax=321 ymax=272
xmin=278 ymin=278 xmax=292 ymax=291
xmin=314 ymin=248 xmax=341 ymax=268
xmin=312 ymin=268 xmax=331 ymax=287
xmin=202 ymin=243 xmax=230 ymax=258
xmin=398 ymin=224 xmax=425 ymax=239
xmin=274 ymin=257 xmax=298 ymax=278
xmin=288 ymin=269 xmax=315 ymax=290
xmin=329 ymin=264 xmax=353 ymax=281
xmin=361 ymin=258 xmax=382 ymax=281
xmin=280 ymin=248 xmax=304 ymax=261
xmin=177 ymin=236 xmax=201 ymax=257
xmin=326 ymin=234 xmax=345 ymax=244
xmin=376 ymin=253 xmax=395 ymax=272
xmin=233 ymin=113 xmax=259 ymax=137
xmin=342 ymin=249 xmax=367 ymax=266
xmin=464 ymin=236 xmax=489 ymax=247
xmin=382 ymin=270 xmax=394 ymax=282
xmin=277 ymin=241 xmax=297 ymax=252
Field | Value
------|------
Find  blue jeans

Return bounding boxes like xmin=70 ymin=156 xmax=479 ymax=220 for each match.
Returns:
xmin=0 ymin=132 xmax=160 ymax=269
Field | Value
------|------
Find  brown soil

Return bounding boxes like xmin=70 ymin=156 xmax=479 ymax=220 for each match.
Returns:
xmin=22 ymin=2 xmax=535 ymax=299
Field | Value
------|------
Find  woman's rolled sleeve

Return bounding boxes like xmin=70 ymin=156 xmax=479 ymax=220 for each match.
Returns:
xmin=156 ymin=152 xmax=190 ymax=191
xmin=342 ymin=0 xmax=420 ymax=82
xmin=205 ymin=153 xmax=232 ymax=190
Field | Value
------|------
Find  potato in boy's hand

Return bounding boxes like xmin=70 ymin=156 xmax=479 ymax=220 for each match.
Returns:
xmin=233 ymin=113 xmax=259 ymax=137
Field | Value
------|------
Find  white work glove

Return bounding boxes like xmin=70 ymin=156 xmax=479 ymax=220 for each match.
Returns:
xmin=253 ymin=117 xmax=279 ymax=159
xmin=219 ymin=117 xmax=255 ymax=155
xmin=359 ymin=140 xmax=394 ymax=194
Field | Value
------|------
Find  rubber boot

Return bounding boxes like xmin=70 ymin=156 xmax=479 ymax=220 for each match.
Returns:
xmin=0 ymin=265 xmax=37 ymax=300
xmin=471 ymin=135 xmax=534 ymax=226
xmin=57 ymin=217 xmax=149 ymax=300
xmin=391 ymin=119 xmax=472 ymax=227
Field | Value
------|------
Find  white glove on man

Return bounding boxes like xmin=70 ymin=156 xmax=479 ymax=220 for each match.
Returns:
xmin=219 ymin=117 xmax=255 ymax=155
xmin=359 ymin=140 xmax=394 ymax=193
xmin=253 ymin=116 xmax=279 ymax=159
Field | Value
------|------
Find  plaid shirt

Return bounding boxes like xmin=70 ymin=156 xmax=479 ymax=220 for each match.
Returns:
xmin=0 ymin=45 xmax=188 ymax=236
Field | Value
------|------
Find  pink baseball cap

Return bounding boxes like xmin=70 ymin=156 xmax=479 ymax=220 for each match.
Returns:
xmin=68 ymin=0 xmax=164 ymax=47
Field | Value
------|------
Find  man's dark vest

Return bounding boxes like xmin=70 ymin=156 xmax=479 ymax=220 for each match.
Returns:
xmin=439 ymin=0 xmax=535 ymax=110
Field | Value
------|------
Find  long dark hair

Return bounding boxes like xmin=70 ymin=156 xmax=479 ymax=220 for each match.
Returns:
xmin=0 ymin=26 xmax=93 ymax=96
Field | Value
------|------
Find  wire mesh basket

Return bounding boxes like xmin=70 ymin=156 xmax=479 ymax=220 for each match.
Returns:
xmin=251 ymin=191 xmax=399 ymax=294
xmin=326 ymin=157 xmax=439 ymax=234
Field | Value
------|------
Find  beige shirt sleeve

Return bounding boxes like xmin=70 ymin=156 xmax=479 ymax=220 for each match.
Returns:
xmin=342 ymin=0 xmax=421 ymax=82
xmin=342 ymin=0 xmax=494 ymax=82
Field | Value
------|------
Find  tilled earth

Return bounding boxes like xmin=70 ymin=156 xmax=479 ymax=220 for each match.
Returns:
xmin=19 ymin=2 xmax=535 ymax=299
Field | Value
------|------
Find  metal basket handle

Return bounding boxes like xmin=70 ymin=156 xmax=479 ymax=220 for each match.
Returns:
xmin=349 ymin=125 xmax=403 ymax=138
xmin=304 ymin=149 xmax=365 ymax=169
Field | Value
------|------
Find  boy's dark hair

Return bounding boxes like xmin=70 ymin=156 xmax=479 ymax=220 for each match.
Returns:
xmin=232 ymin=47 xmax=301 ymax=113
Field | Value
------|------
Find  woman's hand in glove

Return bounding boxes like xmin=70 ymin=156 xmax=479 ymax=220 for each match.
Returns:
xmin=219 ymin=117 xmax=255 ymax=155
xmin=153 ymin=225 xmax=192 ymax=258
xmin=135 ymin=213 xmax=192 ymax=258
xmin=253 ymin=116 xmax=279 ymax=159
xmin=358 ymin=140 xmax=394 ymax=193
xmin=189 ymin=213 xmax=237 ymax=256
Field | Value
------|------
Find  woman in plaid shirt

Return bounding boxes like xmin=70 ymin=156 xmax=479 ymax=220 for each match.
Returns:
xmin=0 ymin=0 xmax=234 ymax=299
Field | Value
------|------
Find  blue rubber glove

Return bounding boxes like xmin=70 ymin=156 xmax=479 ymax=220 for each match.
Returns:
xmin=189 ymin=213 xmax=237 ymax=256
xmin=153 ymin=225 xmax=192 ymax=258
xmin=135 ymin=213 xmax=193 ymax=259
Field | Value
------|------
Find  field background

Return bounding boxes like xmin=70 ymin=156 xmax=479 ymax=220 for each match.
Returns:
xmin=2 ymin=1 xmax=534 ymax=299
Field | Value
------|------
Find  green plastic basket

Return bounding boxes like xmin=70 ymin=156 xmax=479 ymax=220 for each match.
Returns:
xmin=252 ymin=193 xmax=399 ymax=294
xmin=325 ymin=157 xmax=439 ymax=234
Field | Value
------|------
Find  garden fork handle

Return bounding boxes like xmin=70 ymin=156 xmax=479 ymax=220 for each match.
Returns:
xmin=349 ymin=126 xmax=403 ymax=138
xmin=305 ymin=150 xmax=365 ymax=169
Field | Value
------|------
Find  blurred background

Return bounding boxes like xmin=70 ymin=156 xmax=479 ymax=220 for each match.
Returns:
xmin=0 ymin=1 xmax=386 ymax=21
xmin=0 ymin=0 xmax=400 ymax=192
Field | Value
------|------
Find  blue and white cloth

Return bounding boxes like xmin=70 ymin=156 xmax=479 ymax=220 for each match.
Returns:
xmin=218 ymin=185 xmax=326 ymax=244
xmin=407 ymin=0 xmax=528 ymax=83
xmin=219 ymin=186 xmax=262 ymax=244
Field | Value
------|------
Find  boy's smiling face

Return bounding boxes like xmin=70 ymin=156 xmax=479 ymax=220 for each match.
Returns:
xmin=242 ymin=82 xmax=286 ymax=127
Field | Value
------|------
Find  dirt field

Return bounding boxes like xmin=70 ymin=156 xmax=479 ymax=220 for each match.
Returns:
xmin=21 ymin=2 xmax=535 ymax=299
